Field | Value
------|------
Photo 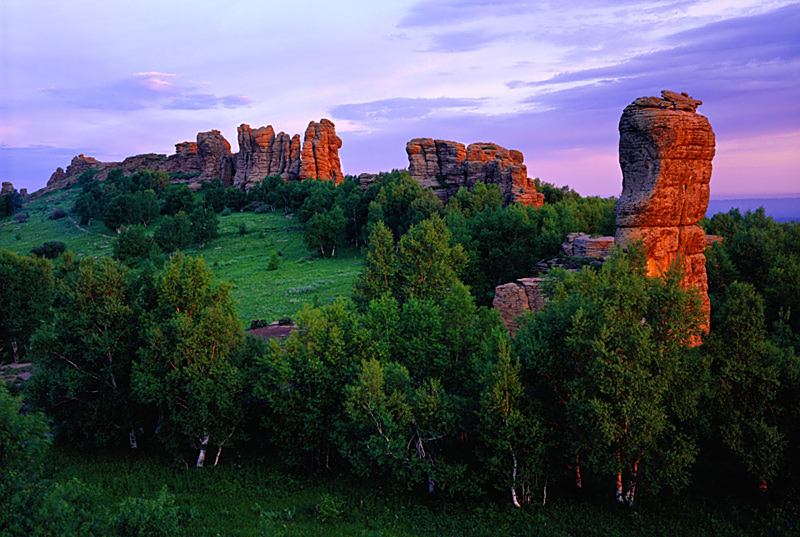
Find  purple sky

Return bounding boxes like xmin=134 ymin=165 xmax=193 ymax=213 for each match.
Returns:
xmin=1 ymin=1 xmax=798 ymax=197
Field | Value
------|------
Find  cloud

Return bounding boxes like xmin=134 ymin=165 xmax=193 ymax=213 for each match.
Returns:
xmin=426 ymin=29 xmax=512 ymax=52
xmin=397 ymin=0 xmax=534 ymax=28
xmin=43 ymin=72 xmax=252 ymax=111
xmin=330 ymin=97 xmax=485 ymax=122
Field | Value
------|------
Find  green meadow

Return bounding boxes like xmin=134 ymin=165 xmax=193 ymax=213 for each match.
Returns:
xmin=0 ymin=188 xmax=363 ymax=324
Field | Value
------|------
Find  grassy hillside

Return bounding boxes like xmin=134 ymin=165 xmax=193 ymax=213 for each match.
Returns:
xmin=0 ymin=188 xmax=363 ymax=324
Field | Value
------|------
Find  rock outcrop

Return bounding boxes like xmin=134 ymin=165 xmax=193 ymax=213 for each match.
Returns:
xmin=44 ymin=119 xmax=344 ymax=194
xmin=561 ymin=232 xmax=615 ymax=259
xmin=300 ymin=119 xmax=344 ymax=184
xmin=492 ymin=277 xmax=547 ymax=334
xmin=406 ymin=138 xmax=544 ymax=206
xmin=1 ymin=181 xmax=14 ymax=194
xmin=614 ymin=90 xmax=715 ymax=337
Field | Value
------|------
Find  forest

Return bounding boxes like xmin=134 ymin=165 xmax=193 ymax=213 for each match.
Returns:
xmin=1 ymin=172 xmax=798 ymax=536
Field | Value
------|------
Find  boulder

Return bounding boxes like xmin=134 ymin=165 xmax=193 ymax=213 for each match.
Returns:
xmin=1 ymin=181 xmax=13 ymax=194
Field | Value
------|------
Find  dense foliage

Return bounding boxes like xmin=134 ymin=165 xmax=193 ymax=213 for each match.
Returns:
xmin=1 ymin=169 xmax=798 ymax=533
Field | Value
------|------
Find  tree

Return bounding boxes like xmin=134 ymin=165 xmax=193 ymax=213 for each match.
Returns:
xmin=396 ymin=215 xmax=466 ymax=302
xmin=133 ymin=254 xmax=243 ymax=466
xmin=0 ymin=382 xmax=51 ymax=534
xmin=479 ymin=333 xmax=545 ymax=507
xmin=189 ymin=206 xmax=219 ymax=245
xmin=354 ymin=221 xmax=397 ymax=304
xmin=154 ymin=212 xmax=193 ymax=252
xmin=253 ymin=299 xmax=363 ymax=471
xmin=514 ymin=249 xmax=706 ymax=506
xmin=365 ymin=172 xmax=442 ymax=240
xmin=0 ymin=249 xmax=54 ymax=363
xmin=113 ymin=225 xmax=160 ymax=265
xmin=305 ymin=206 xmax=346 ymax=257
xmin=161 ymin=184 xmax=198 ymax=216
xmin=706 ymin=282 xmax=790 ymax=491
xmin=28 ymin=257 xmax=148 ymax=448
xmin=30 ymin=241 xmax=66 ymax=259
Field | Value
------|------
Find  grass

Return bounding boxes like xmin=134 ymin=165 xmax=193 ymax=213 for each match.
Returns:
xmin=49 ymin=448 xmax=798 ymax=537
xmin=0 ymin=188 xmax=363 ymax=325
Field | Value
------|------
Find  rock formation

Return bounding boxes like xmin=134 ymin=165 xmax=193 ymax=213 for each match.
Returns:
xmin=615 ymin=90 xmax=715 ymax=337
xmin=561 ymin=232 xmax=615 ymax=259
xmin=300 ymin=119 xmax=344 ymax=184
xmin=44 ymin=119 xmax=344 ymax=194
xmin=406 ymin=138 xmax=544 ymax=206
xmin=492 ymin=277 xmax=547 ymax=334
xmin=1 ymin=181 xmax=14 ymax=194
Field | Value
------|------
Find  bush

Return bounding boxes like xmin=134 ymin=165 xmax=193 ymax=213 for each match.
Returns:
xmin=31 ymin=241 xmax=66 ymax=259
xmin=113 ymin=225 xmax=159 ymax=264
xmin=48 ymin=208 xmax=68 ymax=220
xmin=14 ymin=212 xmax=29 ymax=223
xmin=0 ymin=383 xmax=51 ymax=534
xmin=249 ymin=319 xmax=269 ymax=329
xmin=238 ymin=223 xmax=248 ymax=235
xmin=112 ymin=487 xmax=185 ymax=537
xmin=267 ymin=251 xmax=280 ymax=271
xmin=154 ymin=213 xmax=193 ymax=252
xmin=32 ymin=478 xmax=107 ymax=537
xmin=221 ymin=207 xmax=232 ymax=216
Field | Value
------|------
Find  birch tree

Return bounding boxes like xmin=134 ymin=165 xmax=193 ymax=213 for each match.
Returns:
xmin=133 ymin=253 xmax=243 ymax=466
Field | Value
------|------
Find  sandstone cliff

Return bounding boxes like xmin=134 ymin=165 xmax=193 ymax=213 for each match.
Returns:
xmin=406 ymin=138 xmax=544 ymax=206
xmin=614 ymin=90 xmax=715 ymax=337
xmin=45 ymin=119 xmax=343 ymax=193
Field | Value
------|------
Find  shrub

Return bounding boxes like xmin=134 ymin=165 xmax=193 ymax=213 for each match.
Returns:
xmin=113 ymin=225 xmax=159 ymax=264
xmin=48 ymin=208 xmax=67 ymax=220
xmin=316 ymin=493 xmax=345 ymax=523
xmin=32 ymin=478 xmax=107 ymax=537
xmin=112 ymin=487 xmax=185 ymax=537
xmin=266 ymin=251 xmax=280 ymax=271
xmin=249 ymin=319 xmax=269 ymax=329
xmin=238 ymin=223 xmax=248 ymax=235
xmin=14 ymin=212 xmax=29 ymax=223
xmin=31 ymin=241 xmax=66 ymax=259
xmin=221 ymin=207 xmax=232 ymax=216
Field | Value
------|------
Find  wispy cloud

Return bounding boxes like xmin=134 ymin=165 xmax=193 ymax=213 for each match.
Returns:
xmin=43 ymin=72 xmax=252 ymax=111
xmin=331 ymin=97 xmax=485 ymax=122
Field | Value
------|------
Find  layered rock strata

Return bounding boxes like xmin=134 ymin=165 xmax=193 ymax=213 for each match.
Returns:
xmin=492 ymin=278 xmax=547 ymax=334
xmin=406 ymin=139 xmax=544 ymax=206
xmin=561 ymin=232 xmax=615 ymax=259
xmin=614 ymin=90 xmax=715 ymax=337
xmin=45 ymin=119 xmax=343 ymax=193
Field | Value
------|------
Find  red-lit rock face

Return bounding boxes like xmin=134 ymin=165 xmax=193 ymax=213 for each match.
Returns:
xmin=406 ymin=138 xmax=544 ymax=207
xmin=43 ymin=119 xmax=344 ymax=194
xmin=615 ymin=90 xmax=716 ymax=340
xmin=233 ymin=119 xmax=343 ymax=189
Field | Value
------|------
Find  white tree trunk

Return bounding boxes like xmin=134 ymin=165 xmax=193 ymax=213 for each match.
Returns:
xmin=129 ymin=429 xmax=138 ymax=449
xmin=511 ymin=451 xmax=521 ymax=508
xmin=196 ymin=434 xmax=209 ymax=468
xmin=214 ymin=446 xmax=222 ymax=467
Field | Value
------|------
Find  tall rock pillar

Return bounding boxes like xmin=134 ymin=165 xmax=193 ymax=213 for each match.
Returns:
xmin=615 ymin=90 xmax=715 ymax=338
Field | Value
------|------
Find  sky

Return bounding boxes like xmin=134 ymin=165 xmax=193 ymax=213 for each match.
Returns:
xmin=1 ymin=0 xmax=798 ymax=197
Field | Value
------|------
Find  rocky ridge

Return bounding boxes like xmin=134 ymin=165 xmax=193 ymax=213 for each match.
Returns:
xmin=44 ymin=120 xmax=343 ymax=193
xmin=406 ymin=138 xmax=544 ymax=206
